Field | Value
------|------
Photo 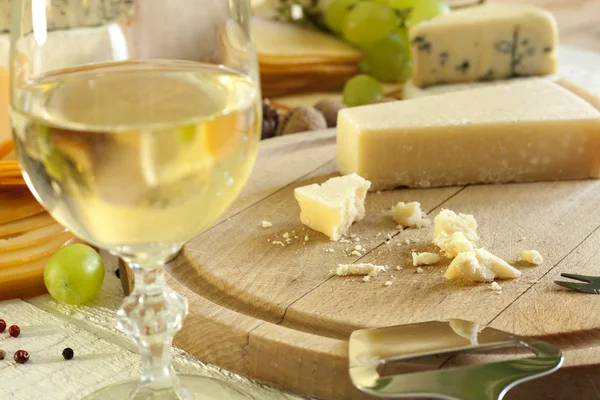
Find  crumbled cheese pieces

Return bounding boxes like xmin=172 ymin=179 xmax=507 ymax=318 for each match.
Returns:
xmin=520 ymin=250 xmax=544 ymax=265
xmin=490 ymin=282 xmax=503 ymax=291
xmin=384 ymin=281 xmax=393 ymax=286
xmin=294 ymin=173 xmax=371 ymax=241
xmin=416 ymin=267 xmax=424 ymax=274
xmin=445 ymin=249 xmax=521 ymax=282
xmin=412 ymin=252 xmax=442 ymax=266
xmin=336 ymin=80 xmax=600 ymax=190
xmin=335 ymin=263 xmax=387 ymax=277
xmin=409 ymin=3 xmax=558 ymax=88
xmin=391 ymin=201 xmax=429 ymax=228
xmin=433 ymin=209 xmax=479 ymax=257
xmin=261 ymin=220 xmax=273 ymax=228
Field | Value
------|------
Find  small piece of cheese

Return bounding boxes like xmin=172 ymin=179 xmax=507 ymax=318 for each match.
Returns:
xmin=294 ymin=173 xmax=371 ymax=241
xmin=391 ymin=201 xmax=427 ymax=228
xmin=409 ymin=3 xmax=558 ymax=88
xmin=445 ymin=249 xmax=521 ymax=282
xmin=520 ymin=250 xmax=544 ymax=265
xmin=412 ymin=252 xmax=442 ymax=266
xmin=335 ymin=263 xmax=387 ymax=277
xmin=336 ymin=80 xmax=600 ymax=190
xmin=435 ymin=232 xmax=475 ymax=258
xmin=490 ymin=282 xmax=503 ymax=291
xmin=261 ymin=220 xmax=273 ymax=228
xmin=416 ymin=267 xmax=424 ymax=274
xmin=432 ymin=209 xmax=479 ymax=257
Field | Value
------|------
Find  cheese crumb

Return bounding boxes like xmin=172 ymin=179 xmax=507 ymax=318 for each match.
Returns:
xmin=355 ymin=245 xmax=362 ymax=251
xmin=416 ymin=267 xmax=424 ymax=274
xmin=395 ymin=265 xmax=402 ymax=271
xmin=392 ymin=201 xmax=427 ymax=228
xmin=304 ymin=235 xmax=309 ymax=241
xmin=335 ymin=263 xmax=388 ymax=276
xmin=384 ymin=281 xmax=393 ymax=286
xmin=261 ymin=220 xmax=273 ymax=228
xmin=412 ymin=252 xmax=442 ymax=266
xmin=272 ymin=240 xmax=286 ymax=247
xmin=363 ymin=276 xmax=371 ymax=282
xmin=520 ymin=250 xmax=543 ymax=265
xmin=283 ymin=232 xmax=290 ymax=239
xmin=326 ymin=248 xmax=335 ymax=253
xmin=445 ymin=249 xmax=521 ymax=282
xmin=490 ymin=282 xmax=502 ymax=291
xmin=351 ymin=250 xmax=363 ymax=257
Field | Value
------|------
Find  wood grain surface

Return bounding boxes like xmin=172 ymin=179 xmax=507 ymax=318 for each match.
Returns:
xmin=166 ymin=119 xmax=600 ymax=399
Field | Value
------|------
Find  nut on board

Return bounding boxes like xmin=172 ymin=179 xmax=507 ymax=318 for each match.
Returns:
xmin=314 ymin=99 xmax=346 ymax=128
xmin=277 ymin=106 xmax=327 ymax=136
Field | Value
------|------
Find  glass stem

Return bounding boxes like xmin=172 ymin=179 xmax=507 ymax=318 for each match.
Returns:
xmin=116 ymin=257 xmax=189 ymax=399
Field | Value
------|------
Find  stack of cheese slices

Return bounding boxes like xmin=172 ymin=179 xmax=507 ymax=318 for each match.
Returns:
xmin=253 ymin=18 xmax=363 ymax=98
xmin=1 ymin=65 xmax=79 ymax=300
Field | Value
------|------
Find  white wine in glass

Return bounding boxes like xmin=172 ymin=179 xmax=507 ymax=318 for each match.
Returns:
xmin=10 ymin=1 xmax=261 ymax=399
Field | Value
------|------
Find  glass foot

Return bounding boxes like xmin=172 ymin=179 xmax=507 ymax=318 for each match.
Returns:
xmin=84 ymin=374 xmax=255 ymax=400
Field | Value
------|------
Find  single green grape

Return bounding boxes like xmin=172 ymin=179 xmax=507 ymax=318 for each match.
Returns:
xmin=390 ymin=0 xmax=449 ymax=28
xmin=44 ymin=243 xmax=105 ymax=305
xmin=325 ymin=0 xmax=359 ymax=33
xmin=359 ymin=32 xmax=409 ymax=82
xmin=341 ymin=2 xmax=398 ymax=47
xmin=343 ymin=74 xmax=384 ymax=107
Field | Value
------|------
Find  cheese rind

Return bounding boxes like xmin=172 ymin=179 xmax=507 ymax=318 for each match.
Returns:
xmin=337 ymin=80 xmax=600 ymax=190
xmin=294 ymin=173 xmax=370 ymax=241
xmin=410 ymin=3 xmax=558 ymax=88
xmin=445 ymin=249 xmax=521 ymax=282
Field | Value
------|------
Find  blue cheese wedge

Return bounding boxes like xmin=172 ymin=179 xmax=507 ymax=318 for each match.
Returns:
xmin=336 ymin=80 xmax=600 ymax=190
xmin=409 ymin=3 xmax=558 ymax=88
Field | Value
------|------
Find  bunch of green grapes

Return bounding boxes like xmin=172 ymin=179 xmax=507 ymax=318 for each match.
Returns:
xmin=325 ymin=0 xmax=450 ymax=105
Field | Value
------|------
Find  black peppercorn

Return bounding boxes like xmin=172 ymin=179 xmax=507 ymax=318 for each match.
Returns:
xmin=62 ymin=347 xmax=74 ymax=360
xmin=261 ymin=99 xmax=280 ymax=140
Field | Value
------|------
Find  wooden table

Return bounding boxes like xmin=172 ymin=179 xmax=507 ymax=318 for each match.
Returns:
xmin=1 ymin=4 xmax=600 ymax=399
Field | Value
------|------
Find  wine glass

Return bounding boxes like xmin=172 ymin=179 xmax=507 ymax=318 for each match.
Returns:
xmin=10 ymin=0 xmax=261 ymax=398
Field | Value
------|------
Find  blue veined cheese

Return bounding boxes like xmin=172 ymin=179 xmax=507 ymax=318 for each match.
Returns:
xmin=336 ymin=80 xmax=600 ymax=190
xmin=0 ymin=0 xmax=132 ymax=33
xmin=409 ymin=3 xmax=558 ymax=88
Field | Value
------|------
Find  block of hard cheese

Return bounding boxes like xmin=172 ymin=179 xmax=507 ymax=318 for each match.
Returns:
xmin=337 ymin=80 xmax=600 ymax=190
xmin=294 ymin=173 xmax=370 ymax=241
xmin=410 ymin=3 xmax=558 ymax=88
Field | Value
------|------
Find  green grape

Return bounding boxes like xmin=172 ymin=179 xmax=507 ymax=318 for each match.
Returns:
xmin=359 ymin=32 xmax=409 ymax=83
xmin=343 ymin=74 xmax=384 ymax=107
xmin=390 ymin=0 xmax=450 ymax=28
xmin=44 ymin=243 xmax=105 ymax=305
xmin=342 ymin=2 xmax=398 ymax=47
xmin=325 ymin=0 xmax=359 ymax=34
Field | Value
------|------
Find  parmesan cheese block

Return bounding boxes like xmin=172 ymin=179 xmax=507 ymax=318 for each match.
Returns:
xmin=409 ymin=3 xmax=558 ymax=88
xmin=336 ymin=80 xmax=600 ymax=190
xmin=294 ymin=173 xmax=371 ymax=241
xmin=445 ymin=249 xmax=521 ymax=282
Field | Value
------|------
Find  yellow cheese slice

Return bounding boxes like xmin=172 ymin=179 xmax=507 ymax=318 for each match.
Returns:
xmin=0 ymin=257 xmax=49 ymax=301
xmin=0 ymin=231 xmax=74 ymax=268
xmin=0 ymin=223 xmax=68 ymax=253
xmin=252 ymin=18 xmax=362 ymax=62
xmin=0 ymin=190 xmax=45 ymax=224
xmin=0 ymin=212 xmax=56 ymax=237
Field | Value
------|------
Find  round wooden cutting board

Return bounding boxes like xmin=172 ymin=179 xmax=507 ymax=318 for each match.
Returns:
xmin=166 ymin=129 xmax=600 ymax=400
